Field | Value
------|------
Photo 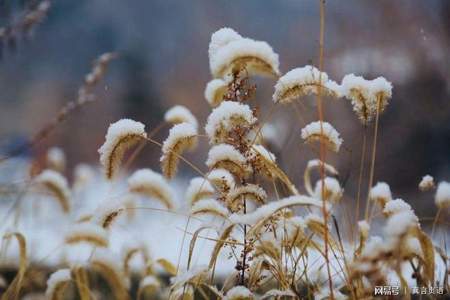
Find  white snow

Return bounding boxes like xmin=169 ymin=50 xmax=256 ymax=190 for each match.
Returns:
xmin=383 ymin=198 xmax=413 ymax=215
xmin=435 ymin=181 xmax=450 ymax=208
xmin=191 ymin=199 xmax=229 ymax=218
xmin=65 ymin=222 xmax=109 ymax=246
xmin=161 ymin=122 xmax=198 ymax=155
xmin=205 ymin=78 xmax=229 ymax=107
xmin=208 ymin=28 xmax=243 ymax=60
xmin=98 ymin=119 xmax=147 ymax=171
xmin=229 ymin=195 xmax=323 ymax=226
xmin=164 ymin=105 xmax=198 ymax=129
xmin=313 ymin=177 xmax=342 ymax=203
xmin=206 ymin=144 xmax=249 ymax=172
xmin=205 ymin=101 xmax=256 ymax=144
xmin=273 ymin=66 xmax=341 ymax=103
xmin=224 ymin=285 xmax=253 ymax=300
xmin=46 ymin=147 xmax=66 ymax=171
xmin=45 ymin=268 xmax=71 ymax=298
xmin=207 ymin=168 xmax=235 ymax=191
xmin=301 ymin=121 xmax=343 ymax=152
xmin=369 ymin=182 xmax=392 ymax=204
xmin=185 ymin=177 xmax=215 ymax=207
xmin=210 ymin=34 xmax=280 ymax=78
xmin=128 ymin=168 xmax=174 ymax=208
xmin=35 ymin=169 xmax=71 ymax=201
xmin=419 ymin=174 xmax=435 ymax=191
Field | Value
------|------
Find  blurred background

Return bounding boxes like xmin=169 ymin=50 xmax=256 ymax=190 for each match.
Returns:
xmin=0 ymin=0 xmax=449 ymax=215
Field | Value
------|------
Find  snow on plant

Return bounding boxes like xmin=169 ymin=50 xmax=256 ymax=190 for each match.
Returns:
xmin=164 ymin=105 xmax=198 ymax=129
xmin=273 ymin=65 xmax=341 ymax=104
xmin=301 ymin=121 xmax=343 ymax=152
xmin=1 ymin=23 xmax=449 ymax=300
xmin=98 ymin=118 xmax=147 ymax=179
xmin=128 ymin=168 xmax=175 ymax=209
xmin=161 ymin=122 xmax=198 ymax=179
xmin=35 ymin=169 xmax=71 ymax=213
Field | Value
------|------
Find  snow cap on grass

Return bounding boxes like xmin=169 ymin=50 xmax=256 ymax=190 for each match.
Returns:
xmin=369 ymin=76 xmax=393 ymax=113
xmin=93 ymin=198 xmax=126 ymax=229
xmin=46 ymin=147 xmax=66 ymax=172
xmin=230 ymin=195 xmax=323 ymax=226
xmin=98 ymin=119 xmax=147 ymax=179
xmin=65 ymin=222 xmax=109 ymax=247
xmin=205 ymin=101 xmax=256 ymax=144
xmin=186 ymin=177 xmax=215 ymax=206
xmin=206 ymin=144 xmax=251 ymax=177
xmin=384 ymin=210 xmax=418 ymax=247
xmin=191 ymin=198 xmax=229 ymax=219
xmin=227 ymin=184 xmax=267 ymax=209
xmin=358 ymin=220 xmax=370 ymax=239
xmin=164 ymin=105 xmax=198 ymax=129
xmin=273 ymin=66 xmax=341 ymax=104
xmin=161 ymin=122 xmax=198 ymax=179
xmin=369 ymin=182 xmax=392 ymax=206
xmin=205 ymin=78 xmax=229 ymax=107
xmin=342 ymin=74 xmax=392 ymax=123
xmin=209 ymin=28 xmax=243 ymax=60
xmin=73 ymin=163 xmax=95 ymax=189
xmin=224 ymin=285 xmax=254 ymax=300
xmin=209 ymin=28 xmax=279 ymax=78
xmin=435 ymin=181 xmax=450 ymax=208
xmin=128 ymin=168 xmax=174 ymax=209
xmin=45 ymin=268 xmax=72 ymax=299
xmin=35 ymin=169 xmax=71 ymax=213
xmin=170 ymin=265 xmax=209 ymax=287
xmin=419 ymin=175 xmax=435 ymax=192
xmin=301 ymin=121 xmax=343 ymax=152
xmin=139 ymin=275 xmax=160 ymax=290
xmin=314 ymin=177 xmax=343 ymax=203
xmin=91 ymin=249 xmax=130 ymax=291
xmin=383 ymin=198 xmax=413 ymax=216
xmin=207 ymin=168 xmax=235 ymax=192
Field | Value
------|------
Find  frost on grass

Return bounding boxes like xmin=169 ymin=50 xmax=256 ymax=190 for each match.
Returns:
xmin=206 ymin=144 xmax=251 ymax=177
xmin=273 ymin=65 xmax=341 ymax=104
xmin=301 ymin=121 xmax=343 ymax=152
xmin=161 ymin=122 xmax=198 ymax=179
xmin=128 ymin=168 xmax=175 ymax=209
xmin=205 ymin=78 xmax=229 ymax=107
xmin=435 ymin=181 xmax=450 ymax=208
xmin=369 ymin=182 xmax=392 ymax=206
xmin=191 ymin=198 xmax=229 ymax=219
xmin=419 ymin=174 xmax=435 ymax=192
xmin=164 ymin=105 xmax=198 ymax=129
xmin=35 ymin=169 xmax=71 ymax=213
xmin=45 ymin=268 xmax=71 ymax=299
xmin=209 ymin=28 xmax=279 ymax=78
xmin=185 ymin=177 xmax=215 ymax=206
xmin=65 ymin=222 xmax=109 ymax=247
xmin=205 ymin=101 xmax=256 ymax=144
xmin=98 ymin=119 xmax=147 ymax=179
